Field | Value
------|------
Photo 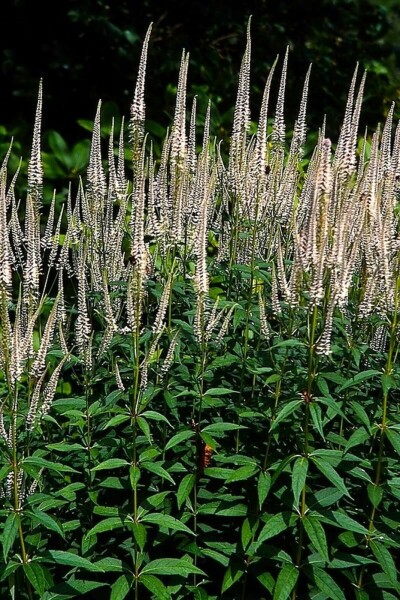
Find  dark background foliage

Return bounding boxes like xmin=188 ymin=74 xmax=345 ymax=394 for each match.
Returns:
xmin=1 ymin=0 xmax=400 ymax=146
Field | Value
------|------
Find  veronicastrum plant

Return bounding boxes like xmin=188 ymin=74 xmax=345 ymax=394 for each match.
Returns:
xmin=1 ymin=19 xmax=400 ymax=600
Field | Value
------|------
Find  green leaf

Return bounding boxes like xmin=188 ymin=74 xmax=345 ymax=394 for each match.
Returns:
xmin=0 ymin=463 xmax=12 ymax=482
xmin=42 ymin=550 xmax=105 ymax=572
xmin=23 ymin=563 xmax=47 ymax=597
xmin=310 ymin=403 xmax=325 ymax=439
xmin=303 ymin=516 xmax=329 ymax=562
xmin=164 ymin=430 xmax=195 ymax=451
xmin=344 ymin=427 xmax=370 ymax=453
xmin=202 ymin=422 xmax=244 ymax=434
xmin=386 ymin=429 xmax=400 ymax=455
xmin=337 ymin=370 xmax=381 ymax=392
xmin=177 ymin=474 xmax=196 ymax=509
xmin=27 ymin=509 xmax=64 ymax=538
xmin=349 ymin=401 xmax=371 ymax=431
xmin=205 ymin=388 xmax=238 ymax=396
xmin=226 ymin=464 xmax=258 ymax=482
xmin=292 ymin=457 xmax=308 ymax=507
xmin=130 ymin=523 xmax=147 ymax=552
xmin=306 ymin=565 xmax=346 ymax=600
xmin=140 ymin=410 xmax=172 ymax=426
xmin=140 ymin=574 xmax=171 ymax=599
xmin=141 ymin=461 xmax=175 ymax=484
xmin=91 ymin=459 xmax=130 ymax=472
xmin=141 ymin=513 xmax=195 ymax=536
xmin=367 ymin=484 xmax=383 ymax=509
xmin=141 ymin=558 xmax=205 ymax=577
xmin=221 ymin=562 xmax=245 ymax=593
xmin=111 ymin=575 xmax=132 ymax=600
xmin=273 ymin=564 xmax=299 ymax=600
xmin=312 ymin=458 xmax=351 ymax=497
xmin=331 ymin=511 xmax=369 ymax=535
xmin=257 ymin=471 xmax=271 ymax=509
xmin=257 ymin=512 xmax=294 ymax=544
xmin=370 ymin=540 xmax=398 ymax=585
xmin=269 ymin=400 xmax=303 ymax=431
xmin=45 ymin=443 xmax=85 ymax=452
xmin=2 ymin=513 xmax=18 ymax=561
xmin=22 ymin=456 xmax=78 ymax=473
xmin=86 ymin=517 xmax=125 ymax=537
xmin=241 ymin=518 xmax=258 ymax=551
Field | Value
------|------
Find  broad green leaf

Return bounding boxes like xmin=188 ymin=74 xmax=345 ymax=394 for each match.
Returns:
xmin=140 ymin=574 xmax=170 ymax=599
xmin=141 ymin=461 xmax=175 ymax=484
xmin=42 ymin=550 xmax=105 ymax=572
xmin=177 ymin=474 xmax=196 ymax=509
xmin=43 ymin=578 xmax=106 ymax=596
xmin=241 ymin=517 xmax=258 ymax=551
xmin=257 ymin=512 xmax=294 ymax=544
xmin=86 ymin=517 xmax=125 ymax=537
xmin=337 ymin=370 xmax=381 ymax=392
xmin=137 ymin=416 xmax=151 ymax=442
xmin=141 ymin=513 xmax=195 ymax=535
xmin=257 ymin=471 xmax=271 ymax=509
xmin=331 ymin=511 xmax=369 ymax=535
xmin=349 ymin=401 xmax=371 ymax=431
xmin=226 ymin=464 xmax=258 ymax=482
xmin=344 ymin=427 xmax=370 ymax=453
xmin=103 ymin=414 xmax=131 ymax=429
xmin=22 ymin=456 xmax=78 ymax=473
xmin=303 ymin=516 xmax=329 ymax=562
xmin=306 ymin=565 xmax=346 ymax=600
xmin=130 ymin=465 xmax=141 ymax=489
xmin=273 ymin=564 xmax=299 ymax=600
xmin=386 ymin=429 xmax=400 ymax=455
xmin=221 ymin=563 xmax=245 ymax=593
xmin=312 ymin=458 xmax=351 ymax=497
xmin=27 ymin=510 xmax=64 ymax=538
xmin=202 ymin=548 xmax=230 ymax=566
xmin=269 ymin=400 xmax=303 ymax=432
xmin=91 ymin=458 xmax=130 ymax=472
xmin=93 ymin=558 xmax=126 ymax=572
xmin=205 ymin=388 xmax=238 ymax=396
xmin=292 ymin=457 xmax=308 ymax=507
xmin=2 ymin=513 xmax=18 ymax=561
xmin=164 ymin=430 xmax=195 ymax=451
xmin=0 ymin=463 xmax=12 ymax=482
xmin=367 ymin=484 xmax=383 ymax=509
xmin=130 ymin=522 xmax=147 ymax=552
xmin=141 ymin=558 xmax=205 ymax=577
xmin=111 ymin=575 xmax=132 ymax=600
xmin=370 ymin=540 xmax=398 ymax=585
xmin=140 ymin=410 xmax=172 ymax=426
xmin=23 ymin=563 xmax=48 ymax=597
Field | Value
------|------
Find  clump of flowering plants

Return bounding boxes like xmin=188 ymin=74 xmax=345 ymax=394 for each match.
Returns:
xmin=1 ymin=20 xmax=400 ymax=600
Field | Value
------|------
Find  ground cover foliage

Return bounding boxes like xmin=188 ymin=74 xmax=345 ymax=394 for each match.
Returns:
xmin=1 ymin=21 xmax=400 ymax=600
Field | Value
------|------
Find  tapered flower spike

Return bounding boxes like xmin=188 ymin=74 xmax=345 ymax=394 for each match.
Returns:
xmin=87 ymin=100 xmax=107 ymax=211
xmin=0 ymin=176 xmax=12 ymax=296
xmin=130 ymin=23 xmax=152 ymax=157
xmin=171 ymin=50 xmax=189 ymax=165
xmin=230 ymin=17 xmax=252 ymax=171
xmin=272 ymin=46 xmax=289 ymax=150
xmin=255 ymin=57 xmax=277 ymax=177
xmin=28 ymin=79 xmax=44 ymax=211
xmin=291 ymin=64 xmax=312 ymax=155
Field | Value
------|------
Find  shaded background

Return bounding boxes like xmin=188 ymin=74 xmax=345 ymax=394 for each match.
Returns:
xmin=1 ymin=0 xmax=400 ymax=184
